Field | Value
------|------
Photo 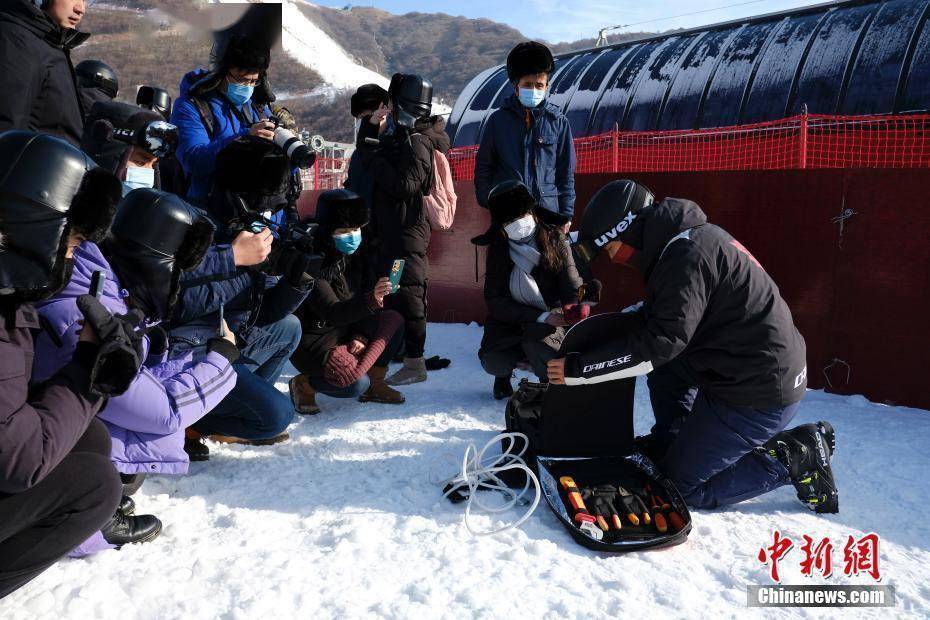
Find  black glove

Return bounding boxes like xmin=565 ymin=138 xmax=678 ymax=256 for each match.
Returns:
xmin=145 ymin=325 xmax=168 ymax=365
xmin=274 ymin=246 xmax=315 ymax=290
xmin=617 ymin=486 xmax=651 ymax=526
xmin=581 ymin=485 xmax=623 ymax=532
xmin=76 ymin=294 xmax=147 ymax=396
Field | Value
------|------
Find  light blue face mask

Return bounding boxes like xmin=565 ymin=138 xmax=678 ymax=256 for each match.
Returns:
xmin=226 ymin=82 xmax=255 ymax=107
xmin=518 ymin=87 xmax=547 ymax=109
xmin=122 ymin=166 xmax=155 ymax=196
xmin=333 ymin=229 xmax=363 ymax=255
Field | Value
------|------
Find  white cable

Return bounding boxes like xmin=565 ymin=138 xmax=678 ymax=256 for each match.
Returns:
xmin=438 ymin=432 xmax=541 ymax=537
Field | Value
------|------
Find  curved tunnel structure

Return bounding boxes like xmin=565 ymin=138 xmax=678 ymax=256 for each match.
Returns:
xmin=447 ymin=0 xmax=930 ymax=147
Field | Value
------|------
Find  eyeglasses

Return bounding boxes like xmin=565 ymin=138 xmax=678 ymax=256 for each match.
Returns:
xmin=227 ymin=73 xmax=260 ymax=87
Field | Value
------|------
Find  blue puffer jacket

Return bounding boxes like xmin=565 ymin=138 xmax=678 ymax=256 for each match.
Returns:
xmin=169 ymin=214 xmax=310 ymax=357
xmin=474 ymin=94 xmax=576 ymax=218
xmin=170 ymin=69 xmax=272 ymax=203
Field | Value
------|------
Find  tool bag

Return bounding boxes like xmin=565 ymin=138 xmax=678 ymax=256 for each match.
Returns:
xmin=504 ymin=312 xmax=692 ymax=552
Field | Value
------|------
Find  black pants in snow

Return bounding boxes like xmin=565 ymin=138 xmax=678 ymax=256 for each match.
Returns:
xmin=648 ymin=365 xmax=799 ymax=509
xmin=387 ymin=281 xmax=427 ymax=359
xmin=0 ymin=419 xmax=121 ymax=598
xmin=480 ymin=324 xmax=566 ymax=382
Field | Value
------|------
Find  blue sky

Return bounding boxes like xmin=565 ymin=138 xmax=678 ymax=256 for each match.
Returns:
xmin=310 ymin=0 xmax=822 ymax=43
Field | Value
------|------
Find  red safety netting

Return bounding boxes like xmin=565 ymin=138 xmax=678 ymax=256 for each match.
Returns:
xmin=303 ymin=114 xmax=930 ymax=188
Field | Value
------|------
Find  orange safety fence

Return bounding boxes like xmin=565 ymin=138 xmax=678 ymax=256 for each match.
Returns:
xmin=304 ymin=114 xmax=930 ymax=188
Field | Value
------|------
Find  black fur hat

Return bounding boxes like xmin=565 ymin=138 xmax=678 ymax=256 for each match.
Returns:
xmin=69 ymin=167 xmax=123 ymax=243
xmin=351 ymin=84 xmax=389 ymax=118
xmin=214 ymin=137 xmax=289 ymax=196
xmin=315 ymin=189 xmax=369 ymax=234
xmin=221 ymin=34 xmax=271 ymax=72
xmin=488 ymin=180 xmax=539 ymax=225
xmin=506 ymin=41 xmax=555 ymax=83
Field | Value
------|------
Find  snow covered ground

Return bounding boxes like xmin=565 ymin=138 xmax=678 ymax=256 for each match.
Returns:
xmin=2 ymin=322 xmax=929 ymax=619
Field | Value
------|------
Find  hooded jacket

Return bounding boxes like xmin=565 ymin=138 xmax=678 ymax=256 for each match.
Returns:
xmin=475 ymin=94 xmax=576 ymax=218
xmin=563 ymin=198 xmax=808 ymax=407
xmin=0 ymin=301 xmax=103 ymax=494
xmin=0 ymin=0 xmax=88 ymax=146
xmin=170 ymin=69 xmax=272 ymax=203
xmin=33 ymin=242 xmax=237 ymax=475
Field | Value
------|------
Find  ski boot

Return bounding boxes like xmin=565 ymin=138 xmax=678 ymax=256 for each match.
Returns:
xmin=764 ymin=421 xmax=838 ymax=513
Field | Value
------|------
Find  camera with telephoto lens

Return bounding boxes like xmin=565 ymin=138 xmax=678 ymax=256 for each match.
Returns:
xmin=269 ymin=114 xmax=316 ymax=169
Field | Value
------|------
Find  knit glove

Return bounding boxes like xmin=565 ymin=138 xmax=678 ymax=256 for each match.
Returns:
xmin=324 ymin=310 xmax=404 ymax=388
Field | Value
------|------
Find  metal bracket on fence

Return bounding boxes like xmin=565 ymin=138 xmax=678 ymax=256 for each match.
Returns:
xmin=822 ymin=358 xmax=851 ymax=389
xmin=831 ymin=196 xmax=858 ymax=248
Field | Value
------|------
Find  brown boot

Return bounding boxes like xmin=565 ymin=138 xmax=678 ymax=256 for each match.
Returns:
xmin=184 ymin=428 xmax=210 ymax=462
xmin=289 ymin=374 xmax=320 ymax=415
xmin=359 ymin=366 xmax=405 ymax=404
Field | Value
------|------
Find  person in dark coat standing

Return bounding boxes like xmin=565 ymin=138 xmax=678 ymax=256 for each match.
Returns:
xmin=289 ymin=190 xmax=405 ymax=414
xmin=548 ymin=180 xmax=839 ymax=515
xmin=476 ymin=181 xmax=582 ymax=400
xmin=345 ymin=83 xmax=390 ymax=212
xmin=0 ymin=131 xmax=139 ymax=598
xmin=475 ymin=42 xmax=576 ymax=229
xmin=0 ymin=0 xmax=90 ymax=146
xmin=355 ymin=73 xmax=437 ymax=386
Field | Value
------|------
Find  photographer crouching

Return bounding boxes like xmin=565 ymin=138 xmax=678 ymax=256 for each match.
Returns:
xmin=170 ymin=136 xmax=319 ymax=457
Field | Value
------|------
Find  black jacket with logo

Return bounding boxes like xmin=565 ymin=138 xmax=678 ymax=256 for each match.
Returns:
xmin=0 ymin=0 xmax=88 ymax=146
xmin=564 ymin=198 xmax=807 ymax=407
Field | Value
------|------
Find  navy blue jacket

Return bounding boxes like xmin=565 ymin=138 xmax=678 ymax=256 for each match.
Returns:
xmin=474 ymin=94 xmax=576 ymax=218
xmin=168 ymin=221 xmax=309 ymax=356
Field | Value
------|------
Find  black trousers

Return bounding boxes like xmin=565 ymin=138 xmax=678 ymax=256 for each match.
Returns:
xmin=480 ymin=324 xmax=566 ymax=381
xmin=0 ymin=419 xmax=121 ymax=598
xmin=387 ymin=281 xmax=427 ymax=359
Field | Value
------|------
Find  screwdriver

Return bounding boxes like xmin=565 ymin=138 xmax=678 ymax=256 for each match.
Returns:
xmin=559 ymin=476 xmax=603 ymax=540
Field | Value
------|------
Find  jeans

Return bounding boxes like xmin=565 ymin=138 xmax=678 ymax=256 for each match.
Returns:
xmin=309 ymin=323 xmax=404 ymax=398
xmin=648 ymin=365 xmax=799 ymax=509
xmin=191 ymin=315 xmax=300 ymax=440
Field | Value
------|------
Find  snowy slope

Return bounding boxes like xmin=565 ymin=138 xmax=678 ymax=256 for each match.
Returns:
xmin=2 ymin=323 xmax=928 ymax=618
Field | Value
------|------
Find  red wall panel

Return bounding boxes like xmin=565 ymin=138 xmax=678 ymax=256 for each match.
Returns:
xmin=298 ymin=170 xmax=930 ymax=409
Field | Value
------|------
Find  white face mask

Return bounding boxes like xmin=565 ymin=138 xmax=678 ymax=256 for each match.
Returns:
xmin=123 ymin=165 xmax=155 ymax=195
xmin=504 ymin=213 xmax=536 ymax=241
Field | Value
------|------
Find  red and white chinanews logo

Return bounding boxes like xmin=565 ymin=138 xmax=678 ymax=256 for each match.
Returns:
xmin=757 ymin=530 xmax=882 ymax=583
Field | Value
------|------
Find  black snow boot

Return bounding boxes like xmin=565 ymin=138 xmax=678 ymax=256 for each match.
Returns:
xmin=764 ymin=421 xmax=838 ymax=514
xmin=493 ymin=376 xmax=514 ymax=400
xmin=101 ymin=511 xmax=163 ymax=548
xmin=118 ymin=495 xmax=135 ymax=517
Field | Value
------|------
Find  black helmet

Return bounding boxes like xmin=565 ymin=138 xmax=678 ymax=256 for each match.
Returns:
xmin=75 ymin=59 xmax=119 ymax=99
xmin=575 ymin=180 xmax=654 ymax=264
xmin=106 ymin=189 xmax=214 ymax=321
xmin=506 ymin=42 xmax=555 ymax=83
xmin=0 ymin=132 xmax=121 ymax=301
xmin=137 ymin=86 xmax=173 ymax=121
xmin=388 ymin=73 xmax=433 ymax=129
xmin=315 ymin=189 xmax=369 ymax=236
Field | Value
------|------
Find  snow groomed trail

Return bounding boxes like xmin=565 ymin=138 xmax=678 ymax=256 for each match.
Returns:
xmin=3 ymin=323 xmax=928 ymax=619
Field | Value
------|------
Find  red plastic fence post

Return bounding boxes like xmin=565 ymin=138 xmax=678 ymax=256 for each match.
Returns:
xmin=612 ymin=123 xmax=619 ymax=173
xmin=799 ymin=108 xmax=809 ymax=169
xmin=313 ymin=157 xmax=320 ymax=191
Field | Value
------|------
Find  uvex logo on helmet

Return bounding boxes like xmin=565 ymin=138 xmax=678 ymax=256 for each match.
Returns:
xmin=594 ymin=212 xmax=637 ymax=247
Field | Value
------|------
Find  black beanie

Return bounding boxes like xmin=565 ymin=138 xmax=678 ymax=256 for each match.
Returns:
xmin=351 ymin=84 xmax=389 ymax=118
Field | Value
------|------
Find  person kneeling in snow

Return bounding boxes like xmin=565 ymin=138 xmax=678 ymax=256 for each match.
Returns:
xmin=34 ymin=189 xmax=237 ymax=553
xmin=547 ymin=180 xmax=839 ymax=514
xmin=289 ymin=190 xmax=405 ymax=415
xmin=474 ymin=181 xmax=582 ymax=400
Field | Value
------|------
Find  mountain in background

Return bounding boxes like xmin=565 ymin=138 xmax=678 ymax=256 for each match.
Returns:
xmin=77 ymin=1 xmax=661 ymax=143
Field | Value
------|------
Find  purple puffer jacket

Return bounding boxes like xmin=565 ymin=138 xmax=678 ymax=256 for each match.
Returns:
xmin=33 ymin=242 xmax=237 ymax=476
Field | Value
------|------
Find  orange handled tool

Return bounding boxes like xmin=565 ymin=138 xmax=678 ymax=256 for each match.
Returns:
xmin=559 ymin=476 xmax=603 ymax=540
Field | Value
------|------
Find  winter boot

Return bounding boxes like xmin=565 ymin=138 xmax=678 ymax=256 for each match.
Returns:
xmin=289 ymin=374 xmax=321 ymax=415
xmin=118 ymin=495 xmax=135 ymax=517
xmin=385 ymin=357 xmax=427 ymax=386
xmin=359 ymin=366 xmax=405 ymax=404
xmin=184 ymin=428 xmax=210 ymax=462
xmin=763 ymin=421 xmax=838 ymax=514
xmin=101 ymin=511 xmax=162 ymax=548
xmin=209 ymin=433 xmax=290 ymax=446
xmin=493 ymin=376 xmax=513 ymax=400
